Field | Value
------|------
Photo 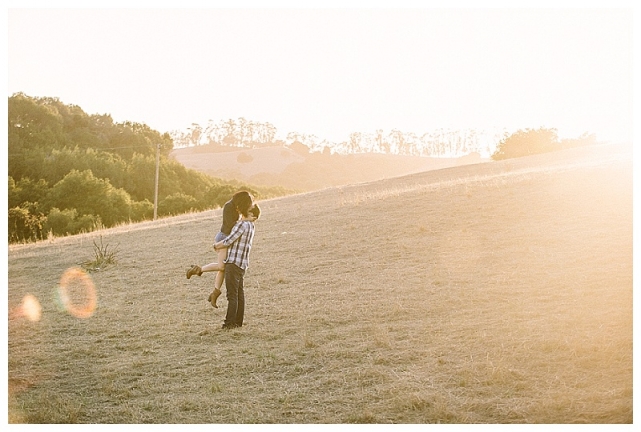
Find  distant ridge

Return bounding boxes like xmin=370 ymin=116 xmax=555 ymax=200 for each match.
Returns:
xmin=170 ymin=144 xmax=486 ymax=191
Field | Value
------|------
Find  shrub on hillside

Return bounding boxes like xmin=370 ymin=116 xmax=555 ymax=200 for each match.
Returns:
xmin=203 ymin=184 xmax=237 ymax=208
xmin=8 ymin=203 xmax=46 ymax=243
xmin=492 ymin=128 xmax=597 ymax=161
xmin=44 ymin=207 xmax=78 ymax=236
xmin=130 ymin=199 xmax=154 ymax=222
xmin=560 ymin=132 xmax=597 ymax=150
xmin=159 ymin=193 xmax=198 ymax=216
xmin=491 ymin=128 xmax=559 ymax=160
xmin=43 ymin=207 xmax=99 ymax=237
xmin=237 ymin=152 xmax=253 ymax=163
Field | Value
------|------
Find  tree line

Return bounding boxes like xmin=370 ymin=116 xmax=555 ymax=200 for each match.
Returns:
xmin=170 ymin=117 xmax=596 ymax=160
xmin=171 ymin=118 xmax=282 ymax=149
xmin=170 ymin=118 xmax=598 ymax=160
xmin=7 ymin=93 xmax=289 ymax=244
xmin=171 ymin=117 xmax=506 ymax=157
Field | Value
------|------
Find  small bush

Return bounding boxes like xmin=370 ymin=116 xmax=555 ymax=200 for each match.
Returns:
xmin=492 ymin=127 xmax=559 ymax=160
xmin=237 ymin=152 xmax=254 ymax=163
xmin=43 ymin=208 xmax=100 ymax=238
xmin=158 ymin=192 xmax=198 ymax=216
xmin=81 ymin=236 xmax=119 ymax=272
xmin=130 ymin=199 xmax=154 ymax=222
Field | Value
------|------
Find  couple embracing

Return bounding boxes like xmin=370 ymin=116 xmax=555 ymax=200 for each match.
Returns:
xmin=186 ymin=191 xmax=260 ymax=330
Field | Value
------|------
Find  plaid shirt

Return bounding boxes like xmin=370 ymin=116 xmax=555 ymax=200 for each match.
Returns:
xmin=221 ymin=220 xmax=255 ymax=270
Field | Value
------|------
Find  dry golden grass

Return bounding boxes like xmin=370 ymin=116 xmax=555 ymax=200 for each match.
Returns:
xmin=8 ymin=143 xmax=632 ymax=423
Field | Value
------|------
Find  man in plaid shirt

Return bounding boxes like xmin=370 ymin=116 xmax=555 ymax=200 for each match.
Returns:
xmin=213 ymin=204 xmax=259 ymax=329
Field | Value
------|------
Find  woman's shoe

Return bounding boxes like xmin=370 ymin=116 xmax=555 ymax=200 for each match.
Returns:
xmin=186 ymin=265 xmax=203 ymax=279
xmin=208 ymin=288 xmax=222 ymax=308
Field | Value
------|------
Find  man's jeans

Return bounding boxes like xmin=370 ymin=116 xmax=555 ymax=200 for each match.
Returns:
xmin=224 ymin=263 xmax=245 ymax=327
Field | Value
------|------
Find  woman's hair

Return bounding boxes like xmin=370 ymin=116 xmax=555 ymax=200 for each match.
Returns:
xmin=249 ymin=204 xmax=261 ymax=220
xmin=232 ymin=191 xmax=253 ymax=217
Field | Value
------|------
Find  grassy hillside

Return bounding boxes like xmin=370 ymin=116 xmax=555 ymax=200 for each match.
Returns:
xmin=8 ymin=143 xmax=632 ymax=423
xmin=170 ymin=145 xmax=484 ymax=191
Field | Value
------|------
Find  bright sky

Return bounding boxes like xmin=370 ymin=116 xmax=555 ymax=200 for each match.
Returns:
xmin=7 ymin=5 xmax=635 ymax=144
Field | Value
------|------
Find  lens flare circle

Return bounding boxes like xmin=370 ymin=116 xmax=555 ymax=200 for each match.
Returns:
xmin=21 ymin=294 xmax=42 ymax=322
xmin=9 ymin=294 xmax=42 ymax=322
xmin=58 ymin=267 xmax=97 ymax=319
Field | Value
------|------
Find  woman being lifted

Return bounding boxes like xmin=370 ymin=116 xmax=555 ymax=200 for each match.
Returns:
xmin=186 ymin=190 xmax=254 ymax=307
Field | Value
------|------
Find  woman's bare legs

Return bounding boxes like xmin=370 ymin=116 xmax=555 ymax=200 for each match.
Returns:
xmin=208 ymin=247 xmax=227 ymax=307
xmin=185 ymin=248 xmax=227 ymax=308
xmin=187 ymin=262 xmax=221 ymax=277
xmin=200 ymin=262 xmax=223 ymax=273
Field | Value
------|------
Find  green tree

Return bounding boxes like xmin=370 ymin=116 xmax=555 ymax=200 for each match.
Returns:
xmin=44 ymin=169 xmax=132 ymax=227
xmin=8 ymin=202 xmax=46 ymax=243
xmin=43 ymin=207 xmax=78 ymax=236
xmin=8 ymin=177 xmax=49 ymax=209
xmin=8 ymin=93 xmax=65 ymax=152
xmin=159 ymin=193 xmax=198 ymax=216
xmin=203 ymin=184 xmax=237 ymax=208
xmin=130 ymin=199 xmax=154 ymax=222
xmin=43 ymin=207 xmax=98 ymax=237
xmin=126 ymin=153 xmax=157 ymax=202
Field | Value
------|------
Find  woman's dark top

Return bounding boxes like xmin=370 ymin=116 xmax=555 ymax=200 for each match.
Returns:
xmin=220 ymin=200 xmax=240 ymax=235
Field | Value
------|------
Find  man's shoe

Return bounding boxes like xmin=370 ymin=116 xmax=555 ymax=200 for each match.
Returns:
xmin=186 ymin=265 xmax=202 ymax=279
xmin=208 ymin=288 xmax=222 ymax=308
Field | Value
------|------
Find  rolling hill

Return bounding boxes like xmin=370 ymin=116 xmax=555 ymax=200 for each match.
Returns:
xmin=170 ymin=144 xmax=485 ymax=191
xmin=8 ymin=142 xmax=632 ymax=423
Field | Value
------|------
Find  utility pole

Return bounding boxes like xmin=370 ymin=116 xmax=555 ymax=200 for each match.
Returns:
xmin=153 ymin=143 xmax=160 ymax=220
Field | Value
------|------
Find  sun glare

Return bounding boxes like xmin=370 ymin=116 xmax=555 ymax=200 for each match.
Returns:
xmin=9 ymin=294 xmax=43 ymax=322
xmin=21 ymin=294 xmax=43 ymax=322
xmin=9 ymin=294 xmax=42 ymax=322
